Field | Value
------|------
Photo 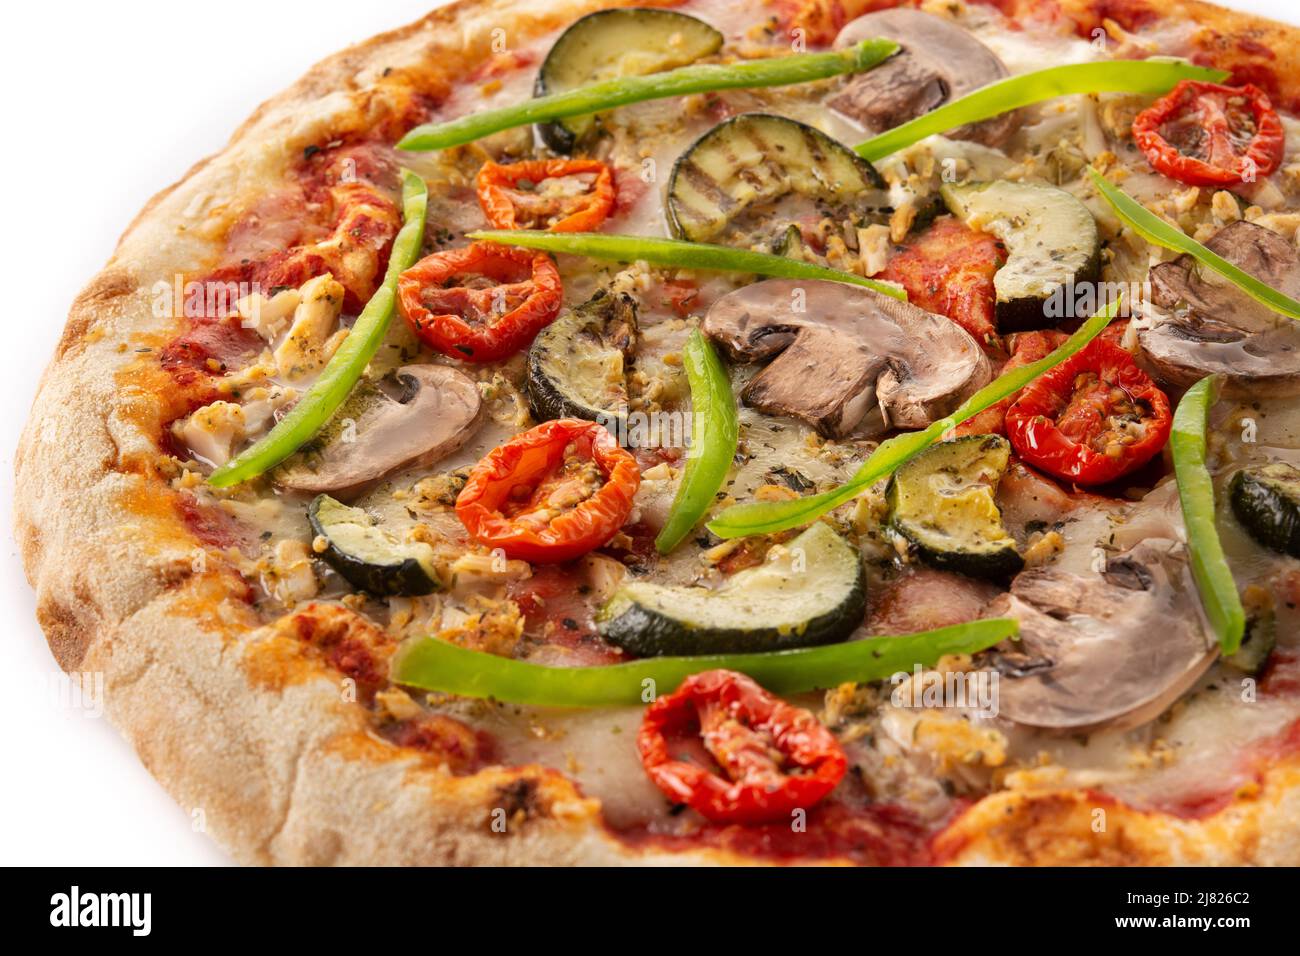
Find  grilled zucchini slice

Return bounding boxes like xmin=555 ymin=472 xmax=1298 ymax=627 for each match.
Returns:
xmin=941 ymin=180 xmax=1100 ymax=333
xmin=1226 ymin=607 xmax=1277 ymax=675
xmin=886 ymin=434 xmax=1023 ymax=579
xmin=666 ymin=112 xmax=886 ymax=243
xmin=526 ymin=290 xmax=637 ymax=434
xmin=535 ymin=8 xmax=723 ymax=152
xmin=597 ymin=522 xmax=865 ymax=656
xmin=308 ymin=495 xmax=441 ymax=597
xmin=1230 ymin=461 xmax=1300 ymax=558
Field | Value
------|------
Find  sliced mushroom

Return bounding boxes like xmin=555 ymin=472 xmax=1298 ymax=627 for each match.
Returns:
xmin=1139 ymin=220 xmax=1300 ymax=397
xmin=987 ymin=539 xmax=1217 ymax=734
xmin=703 ymin=279 xmax=992 ymax=437
xmin=828 ymin=9 xmax=1017 ymax=147
xmin=276 ymin=364 xmax=482 ymax=500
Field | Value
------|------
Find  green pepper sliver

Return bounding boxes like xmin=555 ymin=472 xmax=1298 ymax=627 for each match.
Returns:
xmin=855 ymin=59 xmax=1227 ymax=162
xmin=397 ymin=39 xmax=899 ymax=152
xmin=654 ymin=331 xmax=738 ymax=554
xmin=466 ymin=230 xmax=907 ymax=300
xmin=392 ymin=617 xmax=1017 ymax=708
xmin=707 ymin=298 xmax=1121 ymax=539
xmin=1087 ymin=168 xmax=1300 ymax=323
xmin=1170 ymin=375 xmax=1246 ymax=655
xmin=208 ymin=171 xmax=430 ymax=488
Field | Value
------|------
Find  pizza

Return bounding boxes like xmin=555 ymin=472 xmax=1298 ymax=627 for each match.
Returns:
xmin=18 ymin=0 xmax=1300 ymax=866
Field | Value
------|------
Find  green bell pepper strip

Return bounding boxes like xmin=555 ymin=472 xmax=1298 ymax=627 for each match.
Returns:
xmin=392 ymin=617 xmax=1018 ymax=708
xmin=855 ymin=59 xmax=1227 ymax=162
xmin=1169 ymin=375 xmax=1246 ymax=655
xmin=707 ymin=298 xmax=1121 ymax=539
xmin=397 ymin=39 xmax=899 ymax=152
xmin=654 ymin=331 xmax=739 ymax=554
xmin=465 ymin=230 xmax=907 ymax=300
xmin=1087 ymin=168 xmax=1300 ymax=323
xmin=208 ymin=171 xmax=429 ymax=488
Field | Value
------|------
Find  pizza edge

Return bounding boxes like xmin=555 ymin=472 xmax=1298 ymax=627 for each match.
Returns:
xmin=14 ymin=0 xmax=1300 ymax=865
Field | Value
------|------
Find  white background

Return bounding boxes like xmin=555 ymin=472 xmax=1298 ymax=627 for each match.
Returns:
xmin=0 ymin=0 xmax=1294 ymax=866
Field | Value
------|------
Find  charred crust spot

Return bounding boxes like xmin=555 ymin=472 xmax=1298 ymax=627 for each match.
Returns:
xmin=494 ymin=777 xmax=542 ymax=823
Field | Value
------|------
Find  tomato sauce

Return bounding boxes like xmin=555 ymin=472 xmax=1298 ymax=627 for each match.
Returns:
xmin=174 ymin=491 xmax=253 ymax=552
xmin=615 ymin=798 xmax=943 ymax=866
xmin=508 ymin=564 xmax=628 ymax=665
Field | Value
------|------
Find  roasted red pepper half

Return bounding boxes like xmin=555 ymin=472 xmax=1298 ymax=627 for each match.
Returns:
xmin=456 ymin=419 xmax=640 ymax=563
xmin=1132 ymin=80 xmax=1285 ymax=187
xmin=398 ymin=242 xmax=562 ymax=362
xmin=1005 ymin=338 xmax=1172 ymax=486
xmin=637 ymin=669 xmax=846 ymax=825
xmin=475 ymin=159 xmax=616 ymax=232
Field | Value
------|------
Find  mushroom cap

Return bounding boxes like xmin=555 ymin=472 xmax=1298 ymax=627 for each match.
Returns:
xmin=1139 ymin=221 xmax=1300 ymax=398
xmin=276 ymin=364 xmax=483 ymax=500
xmin=830 ymin=9 xmax=1016 ymax=147
xmin=703 ymin=279 xmax=992 ymax=437
xmin=988 ymin=539 xmax=1217 ymax=734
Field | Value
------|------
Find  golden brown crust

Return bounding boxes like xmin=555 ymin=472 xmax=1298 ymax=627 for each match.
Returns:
xmin=15 ymin=0 xmax=1300 ymax=866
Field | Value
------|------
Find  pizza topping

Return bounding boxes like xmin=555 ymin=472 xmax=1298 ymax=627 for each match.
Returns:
xmin=829 ymin=8 xmax=1015 ymax=148
xmin=455 ymin=419 xmax=639 ymax=563
xmin=272 ymin=274 xmax=347 ymax=380
xmin=475 ymin=159 xmax=616 ymax=232
xmin=988 ymin=540 xmax=1216 ymax=733
xmin=877 ymin=215 xmax=1005 ymax=349
xmin=468 ymin=229 xmax=907 ymax=300
xmin=533 ymin=7 xmax=723 ymax=152
xmin=707 ymin=302 xmax=1119 ymax=539
xmin=940 ymin=180 xmax=1101 ymax=334
xmin=276 ymin=364 xmax=482 ymax=499
xmin=1170 ymin=376 xmax=1246 ymax=655
xmin=954 ymin=330 xmax=1067 ymax=437
xmin=175 ymin=393 xmax=285 ymax=468
xmin=209 ymin=172 xmax=429 ymax=488
xmin=855 ymin=59 xmax=1228 ymax=162
xmin=1132 ymin=80 xmax=1285 ymax=187
xmin=1090 ymin=169 xmax=1300 ymax=324
xmin=1005 ymin=338 xmax=1172 ymax=486
xmin=395 ymin=617 xmax=1016 ymax=707
xmin=653 ymin=330 xmax=738 ymax=554
xmin=599 ymin=522 xmax=864 ymax=657
xmin=525 ymin=289 xmax=637 ymax=431
xmin=397 ymin=40 xmax=900 ymax=152
xmin=308 ymin=494 xmax=442 ymax=597
xmin=636 ymin=669 xmax=846 ymax=824
xmin=1138 ymin=221 xmax=1300 ymax=397
xmin=885 ymin=435 xmax=1023 ymax=581
xmin=1230 ymin=461 xmax=1300 ymax=560
xmin=665 ymin=112 xmax=886 ymax=244
xmin=398 ymin=243 xmax=563 ymax=362
xmin=703 ymin=278 xmax=991 ymax=437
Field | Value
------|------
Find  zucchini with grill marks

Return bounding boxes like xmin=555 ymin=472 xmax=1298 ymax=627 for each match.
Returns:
xmin=526 ymin=290 xmax=637 ymax=435
xmin=666 ymin=112 xmax=887 ymax=243
xmin=597 ymin=522 xmax=866 ymax=656
xmin=886 ymin=434 xmax=1023 ymax=579
xmin=308 ymin=495 xmax=442 ymax=596
xmin=1230 ymin=461 xmax=1300 ymax=557
xmin=535 ymin=8 xmax=724 ymax=153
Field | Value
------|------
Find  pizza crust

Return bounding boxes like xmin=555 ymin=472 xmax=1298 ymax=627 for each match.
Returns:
xmin=16 ymin=0 xmax=1300 ymax=865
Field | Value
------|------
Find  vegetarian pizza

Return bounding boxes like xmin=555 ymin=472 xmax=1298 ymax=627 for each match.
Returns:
xmin=20 ymin=0 xmax=1300 ymax=865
